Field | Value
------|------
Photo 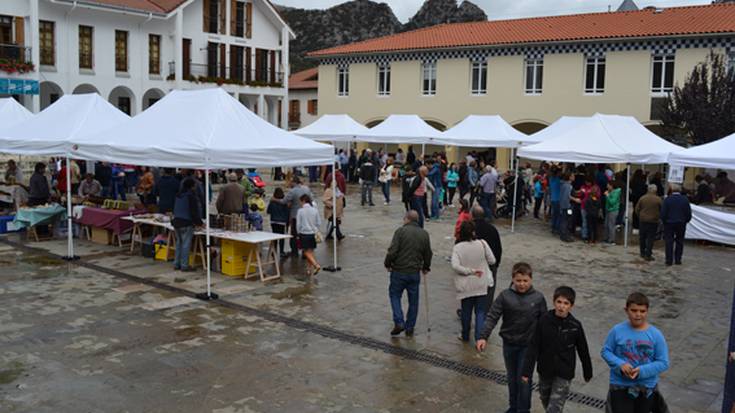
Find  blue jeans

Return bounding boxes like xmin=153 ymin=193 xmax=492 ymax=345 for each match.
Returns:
xmin=361 ymin=182 xmax=374 ymax=205
xmin=410 ymin=196 xmax=425 ymax=228
xmin=503 ymin=343 xmax=532 ymax=413
xmin=382 ymin=181 xmax=391 ymax=203
xmin=308 ymin=166 xmax=318 ymax=183
xmin=388 ymin=271 xmax=420 ymax=330
xmin=581 ymin=212 xmax=588 ymax=239
xmin=460 ymin=294 xmax=489 ymax=341
xmin=174 ymin=226 xmax=193 ymax=270
xmin=479 ymin=192 xmax=492 ymax=220
xmin=110 ymin=177 xmax=126 ymax=200
xmin=550 ymin=201 xmax=561 ymax=233
xmin=430 ymin=189 xmax=441 ymax=219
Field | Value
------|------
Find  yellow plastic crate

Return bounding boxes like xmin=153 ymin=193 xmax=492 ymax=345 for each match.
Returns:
xmin=155 ymin=244 xmax=171 ymax=261
xmin=221 ymin=239 xmax=254 ymax=257
xmin=221 ymin=253 xmax=258 ymax=277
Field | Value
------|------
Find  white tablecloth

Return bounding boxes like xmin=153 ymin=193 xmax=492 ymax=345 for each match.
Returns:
xmin=686 ymin=205 xmax=735 ymax=246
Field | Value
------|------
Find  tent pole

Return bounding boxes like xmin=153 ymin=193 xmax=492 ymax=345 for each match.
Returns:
xmin=511 ymin=152 xmax=520 ymax=233
xmin=196 ymin=169 xmax=217 ymax=300
xmin=421 ymin=144 xmax=425 ymax=160
xmin=62 ymin=156 xmax=77 ymax=261
xmin=624 ymin=163 xmax=631 ymax=248
xmin=325 ymin=143 xmax=341 ymax=272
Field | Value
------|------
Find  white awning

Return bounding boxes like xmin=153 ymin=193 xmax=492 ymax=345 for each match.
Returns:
xmin=435 ymin=115 xmax=532 ymax=148
xmin=293 ymin=114 xmax=369 ymax=142
xmin=668 ymin=132 xmax=735 ymax=170
xmin=358 ymin=114 xmax=443 ymax=144
xmin=0 ymin=98 xmax=33 ymax=132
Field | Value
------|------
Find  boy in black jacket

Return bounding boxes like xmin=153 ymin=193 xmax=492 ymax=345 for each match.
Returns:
xmin=521 ymin=286 xmax=593 ymax=413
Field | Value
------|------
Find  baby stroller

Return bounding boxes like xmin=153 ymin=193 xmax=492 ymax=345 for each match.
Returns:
xmin=496 ymin=174 xmax=525 ymax=219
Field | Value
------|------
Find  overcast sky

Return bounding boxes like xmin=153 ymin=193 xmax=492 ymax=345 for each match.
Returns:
xmin=273 ymin=0 xmax=712 ymax=22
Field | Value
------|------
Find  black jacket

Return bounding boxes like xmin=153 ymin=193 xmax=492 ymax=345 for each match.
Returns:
xmin=360 ymin=161 xmax=376 ymax=183
xmin=521 ymin=310 xmax=593 ymax=381
xmin=480 ymin=286 xmax=547 ymax=345
xmin=473 ymin=218 xmax=502 ymax=267
xmin=661 ymin=192 xmax=691 ymax=224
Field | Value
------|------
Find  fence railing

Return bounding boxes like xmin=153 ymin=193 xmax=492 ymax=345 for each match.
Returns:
xmin=167 ymin=62 xmax=284 ymax=87
xmin=0 ymin=43 xmax=32 ymax=63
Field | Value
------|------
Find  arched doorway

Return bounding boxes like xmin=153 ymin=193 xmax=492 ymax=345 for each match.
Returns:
xmin=108 ymin=86 xmax=136 ymax=115
xmin=141 ymin=88 xmax=165 ymax=111
xmin=72 ymin=84 xmax=99 ymax=95
xmin=40 ymin=81 xmax=63 ymax=110
xmin=512 ymin=120 xmax=549 ymax=135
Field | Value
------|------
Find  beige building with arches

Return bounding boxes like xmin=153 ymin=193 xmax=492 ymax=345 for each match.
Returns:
xmin=310 ymin=2 xmax=735 ymax=169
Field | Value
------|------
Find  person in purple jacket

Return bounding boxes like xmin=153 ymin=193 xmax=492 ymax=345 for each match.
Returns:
xmin=601 ymin=292 xmax=669 ymax=413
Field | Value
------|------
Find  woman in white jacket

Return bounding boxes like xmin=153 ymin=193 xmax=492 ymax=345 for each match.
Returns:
xmin=451 ymin=220 xmax=496 ymax=342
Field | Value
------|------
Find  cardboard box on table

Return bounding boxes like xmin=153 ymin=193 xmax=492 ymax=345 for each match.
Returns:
xmin=90 ymin=227 xmax=112 ymax=245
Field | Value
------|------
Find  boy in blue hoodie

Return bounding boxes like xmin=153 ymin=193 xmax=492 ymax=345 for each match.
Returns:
xmin=601 ymin=292 xmax=669 ymax=413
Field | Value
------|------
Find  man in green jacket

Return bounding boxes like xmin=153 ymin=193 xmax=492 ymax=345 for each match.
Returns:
xmin=384 ymin=210 xmax=433 ymax=337
xmin=604 ymin=182 xmax=622 ymax=244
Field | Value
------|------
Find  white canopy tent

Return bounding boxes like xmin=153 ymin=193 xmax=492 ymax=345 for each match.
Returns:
xmin=358 ymin=114 xmax=443 ymax=148
xmin=435 ymin=115 xmax=534 ymax=232
xmin=294 ymin=114 xmax=369 ymax=142
xmin=435 ymin=115 xmax=533 ymax=148
xmin=518 ymin=113 xmax=684 ymax=246
xmin=72 ymin=88 xmax=335 ymax=299
xmin=0 ymin=98 xmax=33 ymax=130
xmin=668 ymin=132 xmax=735 ymax=170
xmin=667 ymin=132 xmax=735 ymax=246
xmin=294 ymin=114 xmax=370 ymax=272
xmin=0 ymin=94 xmax=130 ymax=261
xmin=527 ymin=116 xmax=587 ymax=144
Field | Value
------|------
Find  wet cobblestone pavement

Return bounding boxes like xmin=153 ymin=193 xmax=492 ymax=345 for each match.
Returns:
xmin=0 ymin=183 xmax=732 ymax=412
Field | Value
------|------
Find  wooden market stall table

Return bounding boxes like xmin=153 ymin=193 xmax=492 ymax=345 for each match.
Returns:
xmin=121 ymin=214 xmax=176 ymax=259
xmin=201 ymin=229 xmax=291 ymax=282
xmin=75 ymin=207 xmax=146 ymax=246
xmin=12 ymin=204 xmax=67 ymax=241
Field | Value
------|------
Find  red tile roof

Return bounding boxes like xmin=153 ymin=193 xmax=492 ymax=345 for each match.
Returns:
xmin=309 ymin=3 xmax=735 ymax=57
xmin=289 ymin=67 xmax=319 ymax=90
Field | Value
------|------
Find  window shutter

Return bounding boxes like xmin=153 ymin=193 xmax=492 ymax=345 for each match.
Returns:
xmin=203 ymin=0 xmax=211 ymax=32
xmin=245 ymin=2 xmax=252 ymax=38
xmin=14 ymin=17 xmax=24 ymax=47
xmin=255 ymin=49 xmax=262 ymax=81
xmin=220 ymin=43 xmax=226 ymax=78
xmin=230 ymin=0 xmax=237 ymax=35
xmin=269 ymin=50 xmax=276 ymax=83
xmin=229 ymin=45 xmax=236 ymax=79
xmin=245 ymin=47 xmax=252 ymax=82
xmin=219 ymin=0 xmax=226 ymax=34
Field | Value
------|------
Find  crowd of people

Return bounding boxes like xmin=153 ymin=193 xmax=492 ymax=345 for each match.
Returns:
xmin=386 ymin=208 xmax=670 ymax=413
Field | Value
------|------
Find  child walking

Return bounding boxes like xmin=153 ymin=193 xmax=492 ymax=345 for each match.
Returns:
xmin=521 ymin=286 xmax=593 ymax=412
xmin=476 ymin=262 xmax=547 ymax=413
xmin=601 ymin=292 xmax=670 ymax=413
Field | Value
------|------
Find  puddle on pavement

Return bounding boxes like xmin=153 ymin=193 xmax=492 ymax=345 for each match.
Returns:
xmin=176 ymin=326 xmax=202 ymax=338
xmin=21 ymin=255 xmax=64 ymax=267
xmin=270 ymin=284 xmax=313 ymax=300
xmin=0 ymin=361 xmax=25 ymax=385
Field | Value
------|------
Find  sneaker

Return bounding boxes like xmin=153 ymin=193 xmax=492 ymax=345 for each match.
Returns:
xmin=174 ymin=266 xmax=181 ymax=271
xmin=675 ymin=261 xmax=682 ymax=265
xmin=390 ymin=325 xmax=405 ymax=336
xmin=384 ymin=202 xmax=389 ymax=205
xmin=456 ymin=309 xmax=462 ymax=320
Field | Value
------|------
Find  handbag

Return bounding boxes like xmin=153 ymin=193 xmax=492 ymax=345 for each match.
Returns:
xmin=315 ymin=231 xmax=323 ymax=243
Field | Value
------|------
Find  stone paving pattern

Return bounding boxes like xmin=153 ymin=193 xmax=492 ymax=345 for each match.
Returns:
xmin=0 ymin=182 xmax=732 ymax=412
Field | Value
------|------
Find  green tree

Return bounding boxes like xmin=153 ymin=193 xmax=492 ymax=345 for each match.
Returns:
xmin=660 ymin=51 xmax=735 ymax=146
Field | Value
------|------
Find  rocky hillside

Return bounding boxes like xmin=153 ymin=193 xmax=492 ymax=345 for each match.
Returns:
xmin=276 ymin=0 xmax=487 ymax=72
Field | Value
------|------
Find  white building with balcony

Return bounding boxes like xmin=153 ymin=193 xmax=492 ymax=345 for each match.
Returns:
xmin=0 ymin=0 xmax=293 ymax=127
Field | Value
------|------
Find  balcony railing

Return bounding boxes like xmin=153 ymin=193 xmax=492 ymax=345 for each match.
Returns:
xmin=167 ymin=62 xmax=284 ymax=87
xmin=0 ymin=44 xmax=32 ymax=62
xmin=0 ymin=44 xmax=34 ymax=74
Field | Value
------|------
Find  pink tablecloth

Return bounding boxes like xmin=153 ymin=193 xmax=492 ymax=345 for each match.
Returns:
xmin=75 ymin=207 xmax=146 ymax=235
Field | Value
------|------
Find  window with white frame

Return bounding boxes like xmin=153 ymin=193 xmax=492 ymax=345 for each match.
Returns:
xmin=377 ymin=63 xmax=391 ymax=96
xmin=727 ymin=52 xmax=735 ymax=75
xmin=651 ymin=54 xmax=675 ymax=94
xmin=525 ymin=58 xmax=543 ymax=94
xmin=422 ymin=61 xmax=437 ymax=96
xmin=421 ymin=62 xmax=436 ymax=96
xmin=337 ymin=65 xmax=349 ymax=96
xmin=584 ymin=56 xmax=605 ymax=94
xmin=470 ymin=60 xmax=487 ymax=95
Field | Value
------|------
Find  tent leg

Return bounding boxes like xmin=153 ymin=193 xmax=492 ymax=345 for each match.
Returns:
xmin=196 ymin=169 xmax=218 ymax=300
xmin=624 ymin=163 xmax=631 ymax=248
xmin=62 ymin=157 xmax=79 ymax=261
xmin=421 ymin=144 xmax=425 ymax=160
xmin=324 ymin=152 xmax=341 ymax=272
xmin=511 ymin=153 xmax=520 ymax=233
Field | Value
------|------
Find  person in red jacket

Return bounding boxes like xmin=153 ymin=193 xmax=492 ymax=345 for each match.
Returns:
xmin=454 ymin=198 xmax=471 ymax=242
